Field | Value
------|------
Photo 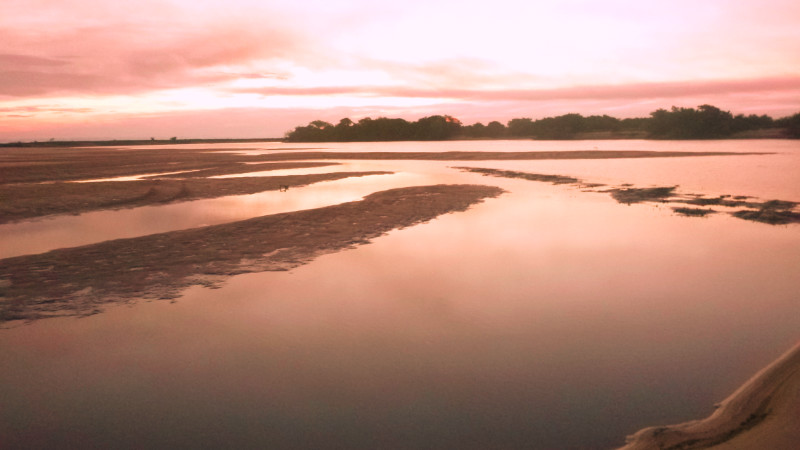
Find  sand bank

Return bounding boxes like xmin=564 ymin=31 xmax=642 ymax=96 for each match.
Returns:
xmin=256 ymin=150 xmax=762 ymax=161
xmin=455 ymin=166 xmax=800 ymax=225
xmin=0 ymin=171 xmax=390 ymax=224
xmin=0 ymin=184 xmax=503 ymax=324
xmin=620 ymin=341 xmax=800 ymax=449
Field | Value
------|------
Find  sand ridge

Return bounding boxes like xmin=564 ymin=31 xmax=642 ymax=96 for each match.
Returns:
xmin=0 ymin=184 xmax=504 ymax=325
xmin=620 ymin=341 xmax=800 ymax=449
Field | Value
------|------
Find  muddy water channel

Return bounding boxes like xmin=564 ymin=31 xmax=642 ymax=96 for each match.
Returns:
xmin=1 ymin=140 xmax=799 ymax=448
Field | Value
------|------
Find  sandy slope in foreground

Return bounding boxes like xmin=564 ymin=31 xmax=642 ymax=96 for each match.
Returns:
xmin=620 ymin=341 xmax=800 ymax=449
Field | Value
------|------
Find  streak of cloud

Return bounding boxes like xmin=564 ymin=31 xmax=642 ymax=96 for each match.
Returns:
xmin=230 ymin=76 xmax=800 ymax=102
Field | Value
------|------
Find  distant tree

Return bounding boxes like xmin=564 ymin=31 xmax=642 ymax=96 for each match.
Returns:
xmin=583 ymin=115 xmax=621 ymax=132
xmin=731 ymin=113 xmax=774 ymax=133
xmin=507 ymin=118 xmax=535 ymax=137
xmin=648 ymin=105 xmax=734 ymax=139
xmin=282 ymin=107 xmax=783 ymax=142
xmin=333 ymin=118 xmax=355 ymax=140
xmin=413 ymin=115 xmax=461 ymax=140
xmin=534 ymin=113 xmax=585 ymax=139
xmin=309 ymin=120 xmax=333 ymax=129
xmin=620 ymin=117 xmax=649 ymax=132
xmin=696 ymin=104 xmax=733 ymax=137
xmin=464 ymin=122 xmax=486 ymax=138
xmin=485 ymin=121 xmax=506 ymax=138
xmin=776 ymin=112 xmax=800 ymax=138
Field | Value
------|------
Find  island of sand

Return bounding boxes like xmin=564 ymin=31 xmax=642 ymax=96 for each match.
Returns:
xmin=0 ymin=184 xmax=504 ymax=324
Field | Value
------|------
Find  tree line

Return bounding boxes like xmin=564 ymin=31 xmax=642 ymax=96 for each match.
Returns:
xmin=285 ymin=105 xmax=800 ymax=141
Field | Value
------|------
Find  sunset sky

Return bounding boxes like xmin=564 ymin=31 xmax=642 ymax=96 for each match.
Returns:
xmin=1 ymin=0 xmax=799 ymax=141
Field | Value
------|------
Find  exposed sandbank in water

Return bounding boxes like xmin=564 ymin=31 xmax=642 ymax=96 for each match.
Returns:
xmin=3 ymin=146 xmax=758 ymax=224
xmin=0 ymin=171 xmax=390 ymax=224
xmin=0 ymin=184 xmax=503 ymax=324
xmin=142 ymin=162 xmax=337 ymax=179
xmin=620 ymin=341 xmax=800 ymax=449
xmin=455 ymin=167 xmax=800 ymax=225
xmin=256 ymin=150 xmax=763 ymax=161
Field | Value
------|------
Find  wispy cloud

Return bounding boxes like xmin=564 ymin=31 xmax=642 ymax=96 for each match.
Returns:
xmin=230 ymin=76 xmax=800 ymax=102
xmin=0 ymin=15 xmax=312 ymax=97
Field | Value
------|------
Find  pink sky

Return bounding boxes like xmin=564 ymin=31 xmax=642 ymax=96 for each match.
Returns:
xmin=1 ymin=0 xmax=799 ymax=141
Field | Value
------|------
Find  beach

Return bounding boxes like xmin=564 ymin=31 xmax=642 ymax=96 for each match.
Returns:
xmin=621 ymin=341 xmax=800 ymax=449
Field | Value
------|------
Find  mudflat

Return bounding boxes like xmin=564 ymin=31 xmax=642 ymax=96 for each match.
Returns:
xmin=255 ymin=150 xmax=762 ymax=161
xmin=0 ymin=184 xmax=504 ymax=324
xmin=1 ymin=146 xmax=764 ymax=224
xmin=0 ymin=171 xmax=391 ymax=224
xmin=456 ymin=166 xmax=800 ymax=225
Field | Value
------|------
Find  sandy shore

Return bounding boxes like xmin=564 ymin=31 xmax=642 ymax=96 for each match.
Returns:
xmin=620 ymin=341 xmax=800 ymax=449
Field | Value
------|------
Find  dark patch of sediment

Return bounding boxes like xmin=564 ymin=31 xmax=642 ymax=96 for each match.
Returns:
xmin=732 ymin=200 xmax=800 ymax=225
xmin=454 ymin=166 xmax=581 ymax=184
xmin=672 ymin=207 xmax=717 ymax=217
xmin=0 ymin=171 xmax=391 ymax=224
xmin=0 ymin=184 xmax=504 ymax=325
xmin=608 ymin=186 xmax=677 ymax=204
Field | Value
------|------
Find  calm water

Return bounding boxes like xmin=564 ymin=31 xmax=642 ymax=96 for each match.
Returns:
xmin=1 ymin=140 xmax=799 ymax=449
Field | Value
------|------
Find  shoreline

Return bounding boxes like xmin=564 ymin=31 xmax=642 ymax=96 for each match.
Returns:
xmin=620 ymin=341 xmax=800 ymax=449
xmin=2 ymin=134 xmax=796 ymax=148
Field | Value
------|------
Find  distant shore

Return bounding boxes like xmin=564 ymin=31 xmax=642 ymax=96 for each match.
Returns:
xmin=620 ymin=341 xmax=800 ymax=449
xmin=0 ymin=137 xmax=282 ymax=148
xmin=0 ymin=127 xmax=795 ymax=148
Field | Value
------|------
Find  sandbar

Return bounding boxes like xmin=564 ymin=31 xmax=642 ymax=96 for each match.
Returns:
xmin=0 ymin=171 xmax=390 ymax=224
xmin=0 ymin=184 xmax=504 ymax=324
xmin=256 ymin=150 xmax=762 ymax=161
xmin=455 ymin=166 xmax=800 ymax=225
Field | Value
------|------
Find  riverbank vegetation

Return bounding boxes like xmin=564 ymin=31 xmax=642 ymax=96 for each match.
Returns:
xmin=286 ymin=105 xmax=800 ymax=142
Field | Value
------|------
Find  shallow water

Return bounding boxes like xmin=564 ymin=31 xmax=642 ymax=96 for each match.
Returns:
xmin=1 ymin=140 xmax=799 ymax=448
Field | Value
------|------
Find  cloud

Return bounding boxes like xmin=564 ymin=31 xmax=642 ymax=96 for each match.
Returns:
xmin=0 ymin=54 xmax=68 ymax=68
xmin=0 ymin=16 xmax=311 ymax=98
xmin=0 ymin=105 xmax=95 ymax=117
xmin=230 ymin=76 xmax=800 ymax=102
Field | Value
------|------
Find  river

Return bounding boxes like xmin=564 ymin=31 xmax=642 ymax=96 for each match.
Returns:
xmin=1 ymin=139 xmax=798 ymax=448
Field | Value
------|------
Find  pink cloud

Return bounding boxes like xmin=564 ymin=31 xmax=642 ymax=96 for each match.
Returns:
xmin=0 ymin=17 xmax=310 ymax=97
xmin=0 ymin=54 xmax=68 ymax=67
xmin=231 ymin=76 xmax=800 ymax=102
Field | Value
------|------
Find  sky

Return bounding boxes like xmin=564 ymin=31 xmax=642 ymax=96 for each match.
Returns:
xmin=1 ymin=0 xmax=799 ymax=141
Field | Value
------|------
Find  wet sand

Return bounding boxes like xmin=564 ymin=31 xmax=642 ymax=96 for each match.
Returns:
xmin=455 ymin=166 xmax=800 ymax=225
xmin=2 ymin=147 xmax=764 ymax=224
xmin=0 ymin=184 xmax=503 ymax=324
xmin=0 ymin=171 xmax=390 ymax=224
xmin=620 ymin=341 xmax=800 ymax=449
xmin=256 ymin=150 xmax=762 ymax=161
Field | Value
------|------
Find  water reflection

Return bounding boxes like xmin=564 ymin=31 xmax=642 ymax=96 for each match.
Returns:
xmin=74 ymin=170 xmax=196 ymax=183
xmin=1 ymin=179 xmax=797 ymax=448
xmin=0 ymin=171 xmax=405 ymax=258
